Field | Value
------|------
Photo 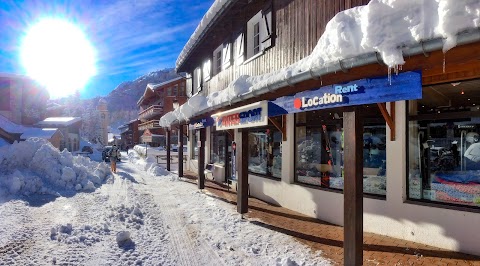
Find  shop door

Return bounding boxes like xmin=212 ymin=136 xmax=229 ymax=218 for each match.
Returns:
xmin=225 ymin=133 xmax=232 ymax=184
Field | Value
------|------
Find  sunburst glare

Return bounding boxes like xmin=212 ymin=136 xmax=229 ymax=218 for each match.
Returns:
xmin=20 ymin=18 xmax=96 ymax=99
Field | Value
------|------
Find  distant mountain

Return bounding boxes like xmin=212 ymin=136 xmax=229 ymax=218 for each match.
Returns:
xmin=105 ymin=68 xmax=179 ymax=112
xmin=49 ymin=68 xmax=180 ymax=136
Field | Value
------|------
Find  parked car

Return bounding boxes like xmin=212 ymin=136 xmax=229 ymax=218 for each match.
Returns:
xmin=171 ymin=145 xmax=187 ymax=152
xmin=81 ymin=145 xmax=93 ymax=154
xmin=102 ymin=146 xmax=121 ymax=162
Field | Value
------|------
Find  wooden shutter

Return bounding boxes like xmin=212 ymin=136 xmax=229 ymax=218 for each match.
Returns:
xmin=261 ymin=8 xmax=273 ymax=50
xmin=195 ymin=67 xmax=202 ymax=93
xmin=222 ymin=42 xmax=232 ymax=70
xmin=235 ymin=32 xmax=244 ymax=65
xmin=203 ymin=59 xmax=211 ymax=82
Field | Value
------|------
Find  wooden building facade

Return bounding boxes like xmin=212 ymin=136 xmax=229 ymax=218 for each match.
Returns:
xmin=137 ymin=77 xmax=188 ymax=147
xmin=167 ymin=0 xmax=480 ymax=261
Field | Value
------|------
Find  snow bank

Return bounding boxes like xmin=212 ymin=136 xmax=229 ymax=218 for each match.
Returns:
xmin=127 ymin=148 xmax=171 ymax=177
xmin=0 ymin=138 xmax=111 ymax=197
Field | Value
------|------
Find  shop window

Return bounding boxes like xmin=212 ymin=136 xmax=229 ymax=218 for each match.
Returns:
xmin=173 ymin=85 xmax=178 ymax=96
xmin=408 ymin=79 xmax=480 ymax=208
xmin=295 ymin=107 xmax=387 ymax=196
xmin=0 ymin=79 xmax=10 ymax=111
xmin=191 ymin=130 xmax=199 ymax=160
xmin=210 ymin=131 xmax=226 ymax=165
xmin=248 ymin=126 xmax=282 ymax=178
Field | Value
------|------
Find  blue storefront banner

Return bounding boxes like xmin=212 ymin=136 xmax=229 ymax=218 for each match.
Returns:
xmin=188 ymin=117 xmax=214 ymax=130
xmin=269 ymin=71 xmax=422 ymax=116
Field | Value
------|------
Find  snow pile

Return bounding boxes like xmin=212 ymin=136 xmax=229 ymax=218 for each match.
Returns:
xmin=0 ymin=137 xmax=9 ymax=148
xmin=116 ymin=231 xmax=131 ymax=246
xmin=127 ymin=148 xmax=171 ymax=177
xmin=0 ymin=138 xmax=110 ymax=197
xmin=107 ymin=203 xmax=144 ymax=230
xmin=50 ymin=223 xmax=106 ymax=246
xmin=163 ymin=0 xmax=480 ymax=127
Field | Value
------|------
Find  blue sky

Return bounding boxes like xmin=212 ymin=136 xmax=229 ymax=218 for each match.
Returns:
xmin=0 ymin=0 xmax=213 ymax=99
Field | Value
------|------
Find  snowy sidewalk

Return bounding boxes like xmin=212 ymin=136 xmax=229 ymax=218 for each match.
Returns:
xmin=180 ymin=171 xmax=480 ymax=266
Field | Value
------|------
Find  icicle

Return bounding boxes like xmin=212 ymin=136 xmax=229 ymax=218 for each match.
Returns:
xmin=443 ymin=53 xmax=446 ymax=73
xmin=395 ymin=65 xmax=399 ymax=76
xmin=388 ymin=67 xmax=392 ymax=85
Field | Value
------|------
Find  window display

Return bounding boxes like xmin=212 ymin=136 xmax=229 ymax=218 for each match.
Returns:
xmin=211 ymin=131 xmax=226 ymax=165
xmin=295 ymin=107 xmax=387 ymax=195
xmin=408 ymin=79 xmax=480 ymax=208
xmin=248 ymin=126 xmax=282 ymax=178
xmin=191 ymin=130 xmax=199 ymax=160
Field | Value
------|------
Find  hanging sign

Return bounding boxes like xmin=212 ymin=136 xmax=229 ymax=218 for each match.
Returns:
xmin=269 ymin=71 xmax=422 ymax=115
xmin=188 ymin=117 xmax=214 ymax=130
xmin=212 ymin=101 xmax=269 ymax=130
xmin=141 ymin=129 xmax=153 ymax=142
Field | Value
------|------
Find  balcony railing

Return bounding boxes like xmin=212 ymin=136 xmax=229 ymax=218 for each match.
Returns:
xmin=138 ymin=120 xmax=161 ymax=130
xmin=138 ymin=105 xmax=163 ymax=121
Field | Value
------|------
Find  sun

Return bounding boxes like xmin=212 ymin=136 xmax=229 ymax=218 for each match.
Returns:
xmin=20 ymin=18 xmax=96 ymax=99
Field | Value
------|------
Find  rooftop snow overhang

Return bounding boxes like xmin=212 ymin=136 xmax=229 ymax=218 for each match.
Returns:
xmin=176 ymin=0 xmax=239 ymax=72
xmin=162 ymin=28 xmax=480 ymax=128
xmin=137 ymin=87 xmax=155 ymax=106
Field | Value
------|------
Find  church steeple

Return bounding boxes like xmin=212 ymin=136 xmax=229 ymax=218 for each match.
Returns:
xmin=97 ymin=99 xmax=109 ymax=145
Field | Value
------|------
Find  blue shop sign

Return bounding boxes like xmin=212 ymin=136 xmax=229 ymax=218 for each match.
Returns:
xmin=269 ymin=71 xmax=422 ymax=116
xmin=188 ymin=117 xmax=214 ymax=130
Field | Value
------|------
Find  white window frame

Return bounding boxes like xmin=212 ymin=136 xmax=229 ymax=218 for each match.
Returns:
xmin=213 ymin=45 xmax=223 ymax=76
xmin=246 ymin=9 xmax=273 ymax=60
xmin=247 ymin=11 xmax=263 ymax=59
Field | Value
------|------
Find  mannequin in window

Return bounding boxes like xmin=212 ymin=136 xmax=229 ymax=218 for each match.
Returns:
xmin=464 ymin=132 xmax=480 ymax=169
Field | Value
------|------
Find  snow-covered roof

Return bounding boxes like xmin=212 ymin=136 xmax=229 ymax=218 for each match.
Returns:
xmin=148 ymin=76 xmax=184 ymax=90
xmin=162 ymin=0 xmax=480 ymax=128
xmin=176 ymin=0 xmax=236 ymax=70
xmin=36 ymin=117 xmax=82 ymax=127
xmin=0 ymin=114 xmax=28 ymax=134
xmin=21 ymin=128 xmax=59 ymax=139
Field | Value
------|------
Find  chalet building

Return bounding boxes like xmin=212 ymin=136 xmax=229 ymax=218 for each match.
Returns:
xmin=36 ymin=117 xmax=82 ymax=152
xmin=137 ymin=77 xmax=188 ymax=147
xmin=118 ymin=119 xmax=140 ymax=150
xmin=0 ymin=73 xmax=49 ymax=126
xmin=0 ymin=73 xmax=51 ymax=145
xmin=20 ymin=128 xmax=63 ymax=149
xmin=0 ymin=114 xmax=63 ymax=149
xmin=160 ymin=0 xmax=480 ymax=260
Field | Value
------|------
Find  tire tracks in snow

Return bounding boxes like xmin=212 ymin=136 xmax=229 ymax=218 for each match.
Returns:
xmin=140 ymin=177 xmax=226 ymax=266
